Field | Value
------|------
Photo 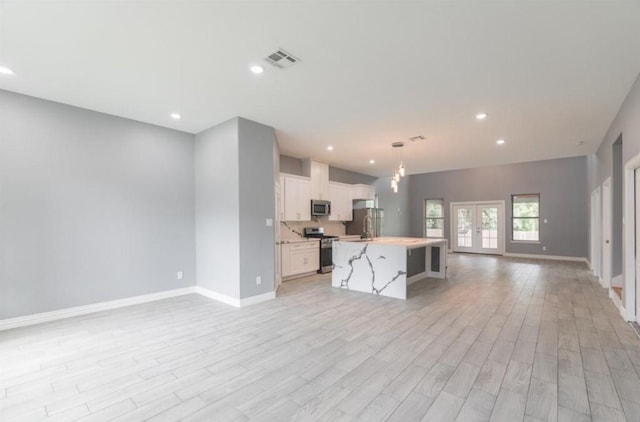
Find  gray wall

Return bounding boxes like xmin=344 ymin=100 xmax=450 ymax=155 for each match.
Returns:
xmin=0 ymin=89 xmax=196 ymax=319
xmin=406 ymin=156 xmax=589 ymax=258
xmin=195 ymin=117 xmax=277 ymax=300
xmin=374 ymin=176 xmax=412 ymax=237
xmin=280 ymin=155 xmax=377 ymax=185
xmin=238 ymin=118 xmax=277 ymax=299
xmin=592 ymin=73 xmax=640 ymax=191
xmin=195 ymin=118 xmax=240 ymax=298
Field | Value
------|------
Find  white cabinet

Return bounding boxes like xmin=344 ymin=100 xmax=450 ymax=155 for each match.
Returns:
xmin=329 ymin=182 xmax=353 ymax=221
xmin=281 ymin=241 xmax=319 ymax=277
xmin=351 ymin=184 xmax=376 ymax=201
xmin=282 ymin=174 xmax=311 ymax=221
xmin=303 ymin=160 xmax=330 ymax=200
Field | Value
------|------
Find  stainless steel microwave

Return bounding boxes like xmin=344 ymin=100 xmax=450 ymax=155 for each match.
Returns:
xmin=311 ymin=199 xmax=331 ymax=216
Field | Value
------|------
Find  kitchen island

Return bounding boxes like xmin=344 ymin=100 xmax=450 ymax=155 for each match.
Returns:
xmin=332 ymin=237 xmax=448 ymax=299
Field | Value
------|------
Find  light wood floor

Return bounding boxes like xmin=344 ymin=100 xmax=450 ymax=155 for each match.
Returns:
xmin=2 ymin=254 xmax=640 ymax=421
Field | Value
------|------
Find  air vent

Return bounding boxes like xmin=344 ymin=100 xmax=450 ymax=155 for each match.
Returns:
xmin=409 ymin=136 xmax=425 ymax=142
xmin=265 ymin=48 xmax=300 ymax=69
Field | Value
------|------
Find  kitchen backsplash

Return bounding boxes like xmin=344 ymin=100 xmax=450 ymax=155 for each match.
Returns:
xmin=280 ymin=220 xmax=347 ymax=240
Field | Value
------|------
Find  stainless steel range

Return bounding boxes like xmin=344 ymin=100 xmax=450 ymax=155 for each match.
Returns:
xmin=303 ymin=227 xmax=338 ymax=273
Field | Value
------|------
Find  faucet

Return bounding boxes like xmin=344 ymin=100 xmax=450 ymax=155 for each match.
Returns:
xmin=362 ymin=214 xmax=373 ymax=240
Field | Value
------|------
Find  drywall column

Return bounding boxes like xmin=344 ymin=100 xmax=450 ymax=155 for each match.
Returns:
xmin=195 ymin=117 xmax=277 ymax=302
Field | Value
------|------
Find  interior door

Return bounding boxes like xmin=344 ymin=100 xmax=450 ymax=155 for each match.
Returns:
xmin=452 ymin=202 xmax=504 ymax=255
xmin=602 ymin=178 xmax=612 ymax=288
xmin=275 ymin=181 xmax=282 ymax=290
xmin=635 ymin=169 xmax=640 ymax=316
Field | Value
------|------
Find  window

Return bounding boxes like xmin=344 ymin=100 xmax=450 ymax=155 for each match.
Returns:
xmin=512 ymin=194 xmax=540 ymax=242
xmin=425 ymin=199 xmax=444 ymax=238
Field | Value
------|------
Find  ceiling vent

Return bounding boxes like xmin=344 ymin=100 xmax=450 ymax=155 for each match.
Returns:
xmin=409 ymin=136 xmax=425 ymax=142
xmin=265 ymin=48 xmax=300 ymax=69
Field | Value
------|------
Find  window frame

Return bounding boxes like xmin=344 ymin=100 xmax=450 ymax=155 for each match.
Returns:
xmin=424 ymin=198 xmax=445 ymax=238
xmin=511 ymin=193 xmax=541 ymax=243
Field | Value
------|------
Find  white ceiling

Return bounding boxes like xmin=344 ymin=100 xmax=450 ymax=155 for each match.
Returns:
xmin=1 ymin=1 xmax=640 ymax=177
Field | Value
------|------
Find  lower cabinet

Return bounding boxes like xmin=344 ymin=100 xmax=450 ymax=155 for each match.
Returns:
xmin=281 ymin=241 xmax=319 ymax=278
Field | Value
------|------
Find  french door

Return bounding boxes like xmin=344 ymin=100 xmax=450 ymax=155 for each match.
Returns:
xmin=451 ymin=202 xmax=504 ymax=255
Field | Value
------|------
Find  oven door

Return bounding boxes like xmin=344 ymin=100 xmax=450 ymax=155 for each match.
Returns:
xmin=319 ymin=241 xmax=333 ymax=273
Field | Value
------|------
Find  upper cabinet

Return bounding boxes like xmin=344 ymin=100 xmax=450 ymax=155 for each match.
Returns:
xmin=282 ymin=173 xmax=311 ymax=221
xmin=302 ymin=160 xmax=330 ymax=200
xmin=329 ymin=182 xmax=353 ymax=221
xmin=351 ymin=184 xmax=376 ymax=201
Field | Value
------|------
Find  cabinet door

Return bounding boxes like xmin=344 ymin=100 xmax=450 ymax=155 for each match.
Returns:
xmin=310 ymin=162 xmax=329 ymax=200
xmin=281 ymin=244 xmax=292 ymax=277
xmin=283 ymin=177 xmax=299 ymax=221
xmin=297 ymin=179 xmax=311 ymax=221
xmin=305 ymin=248 xmax=319 ymax=271
xmin=328 ymin=184 xmax=342 ymax=221
xmin=342 ymin=186 xmax=353 ymax=221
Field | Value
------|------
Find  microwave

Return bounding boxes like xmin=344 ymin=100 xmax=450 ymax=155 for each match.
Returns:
xmin=311 ymin=199 xmax=331 ymax=216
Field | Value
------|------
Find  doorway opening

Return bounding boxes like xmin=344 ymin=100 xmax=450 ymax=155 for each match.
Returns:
xmin=451 ymin=201 xmax=505 ymax=255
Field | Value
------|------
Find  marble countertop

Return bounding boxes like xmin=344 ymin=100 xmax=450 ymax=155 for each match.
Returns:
xmin=336 ymin=236 xmax=447 ymax=250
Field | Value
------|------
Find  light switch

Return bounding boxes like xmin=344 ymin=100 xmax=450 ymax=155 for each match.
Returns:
xmin=543 ymin=219 xmax=548 ymax=223
xmin=266 ymin=218 xmax=273 ymax=227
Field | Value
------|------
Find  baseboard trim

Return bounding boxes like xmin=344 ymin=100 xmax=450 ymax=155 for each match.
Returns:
xmin=586 ymin=259 xmax=593 ymax=271
xmin=610 ymin=288 xmax=626 ymax=319
xmin=0 ymin=287 xmax=197 ymax=331
xmin=612 ymin=274 xmax=623 ymax=287
xmin=195 ymin=287 xmax=276 ymax=308
xmin=503 ymin=253 xmax=588 ymax=264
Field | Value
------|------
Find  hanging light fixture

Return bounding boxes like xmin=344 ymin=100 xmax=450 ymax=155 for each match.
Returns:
xmin=390 ymin=142 xmax=405 ymax=193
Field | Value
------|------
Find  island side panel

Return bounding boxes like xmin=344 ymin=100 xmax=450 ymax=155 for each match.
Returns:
xmin=332 ymin=241 xmax=407 ymax=299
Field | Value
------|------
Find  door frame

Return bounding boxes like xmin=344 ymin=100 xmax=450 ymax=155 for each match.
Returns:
xmin=590 ymin=187 xmax=602 ymax=279
xmin=450 ymin=200 xmax=505 ymax=256
xmin=623 ymin=151 xmax=640 ymax=322
xmin=602 ymin=177 xmax=612 ymax=289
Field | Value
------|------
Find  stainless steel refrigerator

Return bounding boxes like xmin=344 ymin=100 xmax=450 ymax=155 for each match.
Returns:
xmin=347 ymin=208 xmax=384 ymax=237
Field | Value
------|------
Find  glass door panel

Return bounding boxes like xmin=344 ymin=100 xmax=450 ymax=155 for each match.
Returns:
xmin=453 ymin=205 xmax=476 ymax=252
xmin=479 ymin=206 xmax=499 ymax=252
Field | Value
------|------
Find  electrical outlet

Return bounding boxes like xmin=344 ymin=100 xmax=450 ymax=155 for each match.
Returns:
xmin=542 ymin=246 xmax=546 ymax=251
xmin=266 ymin=218 xmax=273 ymax=227
xmin=256 ymin=276 xmax=262 ymax=285
xmin=177 ymin=271 xmax=183 ymax=280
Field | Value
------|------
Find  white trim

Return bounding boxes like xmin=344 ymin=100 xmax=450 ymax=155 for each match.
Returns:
xmin=612 ymin=274 xmax=623 ymax=287
xmin=586 ymin=259 xmax=593 ymax=271
xmin=624 ymin=151 xmax=640 ymax=322
xmin=195 ymin=287 xmax=276 ymax=308
xmin=239 ymin=291 xmax=276 ymax=307
xmin=503 ymin=253 xmax=588 ymax=264
xmin=0 ymin=287 xmax=197 ymax=331
xmin=195 ymin=287 xmax=241 ymax=307
xmin=610 ymin=288 xmax=626 ymax=319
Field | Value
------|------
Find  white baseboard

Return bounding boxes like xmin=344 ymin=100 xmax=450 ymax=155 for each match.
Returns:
xmin=0 ymin=287 xmax=197 ymax=331
xmin=195 ymin=287 xmax=276 ymax=308
xmin=503 ymin=253 xmax=588 ymax=264
xmin=609 ymin=288 xmax=626 ymax=319
xmin=612 ymin=274 xmax=623 ymax=287
xmin=1 ymin=284 xmax=278 ymax=332
xmin=585 ymin=259 xmax=593 ymax=271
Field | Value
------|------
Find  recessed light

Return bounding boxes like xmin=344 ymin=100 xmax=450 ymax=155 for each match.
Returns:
xmin=496 ymin=139 xmax=505 ymax=145
xmin=250 ymin=65 xmax=264 ymax=74
xmin=0 ymin=65 xmax=15 ymax=76
xmin=476 ymin=112 xmax=488 ymax=120
xmin=170 ymin=113 xmax=181 ymax=120
xmin=369 ymin=160 xmax=375 ymax=164
xmin=327 ymin=146 xmax=334 ymax=151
